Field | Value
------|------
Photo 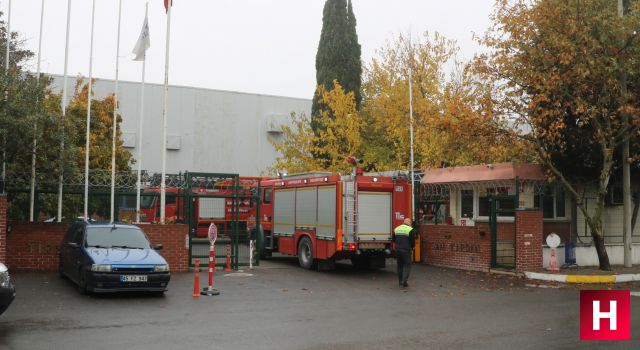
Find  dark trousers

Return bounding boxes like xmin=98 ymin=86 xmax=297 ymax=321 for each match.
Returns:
xmin=396 ymin=251 xmax=412 ymax=284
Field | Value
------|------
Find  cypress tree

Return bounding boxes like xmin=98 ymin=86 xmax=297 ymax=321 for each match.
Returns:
xmin=311 ymin=0 xmax=362 ymax=136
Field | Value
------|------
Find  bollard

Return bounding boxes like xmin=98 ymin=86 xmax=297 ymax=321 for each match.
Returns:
xmin=200 ymin=244 xmax=220 ymax=296
xmin=547 ymin=248 xmax=560 ymax=271
xmin=192 ymin=258 xmax=200 ymax=298
xmin=225 ymin=244 xmax=231 ymax=272
xmin=209 ymin=244 xmax=214 ymax=288
xmin=249 ymin=240 xmax=254 ymax=270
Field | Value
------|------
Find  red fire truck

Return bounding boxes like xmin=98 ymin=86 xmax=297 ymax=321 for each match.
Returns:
xmin=132 ymin=177 xmax=261 ymax=237
xmin=249 ymin=172 xmax=412 ymax=269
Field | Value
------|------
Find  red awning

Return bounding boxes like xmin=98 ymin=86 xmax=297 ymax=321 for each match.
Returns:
xmin=421 ymin=163 xmax=546 ymax=184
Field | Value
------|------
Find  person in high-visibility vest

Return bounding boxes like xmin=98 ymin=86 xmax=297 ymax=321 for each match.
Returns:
xmin=393 ymin=218 xmax=415 ymax=288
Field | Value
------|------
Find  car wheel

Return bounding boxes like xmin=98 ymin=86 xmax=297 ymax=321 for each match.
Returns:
xmin=77 ymin=269 xmax=89 ymax=295
xmin=297 ymin=236 xmax=314 ymax=270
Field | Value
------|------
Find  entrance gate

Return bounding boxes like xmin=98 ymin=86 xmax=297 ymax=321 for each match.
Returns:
xmin=185 ymin=172 xmax=260 ymax=270
xmin=489 ymin=180 xmax=519 ymax=270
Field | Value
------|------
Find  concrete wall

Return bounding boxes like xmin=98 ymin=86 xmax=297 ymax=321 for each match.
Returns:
xmin=49 ymin=75 xmax=311 ymax=176
xmin=543 ymin=244 xmax=640 ymax=267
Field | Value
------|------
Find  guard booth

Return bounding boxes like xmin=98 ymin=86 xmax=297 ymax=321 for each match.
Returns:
xmin=184 ymin=172 xmax=261 ymax=270
xmin=418 ymin=163 xmax=546 ymax=272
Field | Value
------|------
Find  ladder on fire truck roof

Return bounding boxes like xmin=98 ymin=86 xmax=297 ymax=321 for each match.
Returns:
xmin=280 ymin=172 xmax=333 ymax=180
xmin=344 ymin=180 xmax=357 ymax=243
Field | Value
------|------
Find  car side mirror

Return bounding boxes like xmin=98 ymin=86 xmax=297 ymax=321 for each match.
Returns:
xmin=152 ymin=244 xmax=163 ymax=250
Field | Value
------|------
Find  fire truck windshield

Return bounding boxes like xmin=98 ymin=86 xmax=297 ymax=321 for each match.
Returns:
xmin=140 ymin=195 xmax=156 ymax=209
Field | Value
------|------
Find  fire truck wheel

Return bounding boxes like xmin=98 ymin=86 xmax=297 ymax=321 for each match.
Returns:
xmin=297 ymin=236 xmax=315 ymax=269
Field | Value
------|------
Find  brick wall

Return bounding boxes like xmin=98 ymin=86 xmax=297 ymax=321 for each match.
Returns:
xmin=515 ymin=209 xmax=543 ymax=273
xmin=136 ymin=224 xmax=189 ymax=272
xmin=418 ymin=224 xmax=492 ymax=272
xmin=4 ymin=222 xmax=189 ymax=272
xmin=5 ymin=223 xmax=68 ymax=271
xmin=476 ymin=222 xmax=514 ymax=241
xmin=0 ymin=196 xmax=6 ymax=263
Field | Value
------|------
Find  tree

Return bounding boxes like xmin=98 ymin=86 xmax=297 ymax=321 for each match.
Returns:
xmin=361 ymin=32 xmax=530 ymax=171
xmin=66 ymin=79 xmax=132 ymax=171
xmin=475 ymin=0 xmax=640 ymax=270
xmin=270 ymin=81 xmax=361 ymax=174
xmin=312 ymin=0 xmax=362 ymax=139
xmin=270 ymin=32 xmax=530 ymax=176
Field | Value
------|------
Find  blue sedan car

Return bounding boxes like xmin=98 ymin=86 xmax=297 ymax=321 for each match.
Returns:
xmin=59 ymin=221 xmax=171 ymax=294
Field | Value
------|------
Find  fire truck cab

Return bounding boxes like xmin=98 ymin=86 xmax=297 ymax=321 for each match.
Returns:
xmin=250 ymin=172 xmax=412 ymax=269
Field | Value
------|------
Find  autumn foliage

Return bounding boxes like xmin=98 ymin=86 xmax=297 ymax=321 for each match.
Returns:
xmin=271 ymin=32 xmax=531 ymax=175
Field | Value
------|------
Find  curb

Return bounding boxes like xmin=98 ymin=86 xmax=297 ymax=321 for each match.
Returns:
xmin=525 ymin=271 xmax=640 ymax=284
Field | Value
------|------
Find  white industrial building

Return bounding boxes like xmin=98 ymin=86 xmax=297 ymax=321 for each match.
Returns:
xmin=50 ymin=75 xmax=311 ymax=176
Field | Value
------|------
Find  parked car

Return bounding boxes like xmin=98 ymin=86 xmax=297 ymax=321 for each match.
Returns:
xmin=58 ymin=221 xmax=171 ymax=294
xmin=0 ymin=262 xmax=15 ymax=315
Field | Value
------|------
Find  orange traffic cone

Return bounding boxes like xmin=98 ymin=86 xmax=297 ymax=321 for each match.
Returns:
xmin=192 ymin=259 xmax=200 ymax=298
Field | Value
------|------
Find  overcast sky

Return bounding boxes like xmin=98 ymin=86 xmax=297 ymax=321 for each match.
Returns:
xmin=9 ymin=0 xmax=495 ymax=99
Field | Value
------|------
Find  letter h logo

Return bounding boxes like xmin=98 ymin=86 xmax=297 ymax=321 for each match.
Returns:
xmin=580 ymin=290 xmax=630 ymax=341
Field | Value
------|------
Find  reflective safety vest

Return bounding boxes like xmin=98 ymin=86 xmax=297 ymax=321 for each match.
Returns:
xmin=394 ymin=224 xmax=413 ymax=236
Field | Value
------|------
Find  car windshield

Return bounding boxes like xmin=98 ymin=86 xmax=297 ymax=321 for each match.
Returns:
xmin=85 ymin=227 xmax=151 ymax=249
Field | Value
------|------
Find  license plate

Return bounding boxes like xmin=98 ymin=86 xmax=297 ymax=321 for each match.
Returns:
xmin=120 ymin=275 xmax=148 ymax=282
xmin=359 ymin=243 xmax=385 ymax=250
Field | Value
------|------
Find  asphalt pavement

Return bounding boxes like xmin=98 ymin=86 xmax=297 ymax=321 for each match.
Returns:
xmin=1 ymin=258 xmax=639 ymax=350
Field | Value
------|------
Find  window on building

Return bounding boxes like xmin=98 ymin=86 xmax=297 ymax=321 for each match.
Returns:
xmin=478 ymin=187 xmax=515 ymax=217
xmin=460 ymin=189 xmax=474 ymax=218
xmin=534 ymin=186 xmax=566 ymax=219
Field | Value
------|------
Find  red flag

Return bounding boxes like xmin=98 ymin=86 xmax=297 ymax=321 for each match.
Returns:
xmin=164 ymin=0 xmax=172 ymax=13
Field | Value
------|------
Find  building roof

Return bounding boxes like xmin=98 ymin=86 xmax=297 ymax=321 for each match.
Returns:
xmin=421 ymin=163 xmax=546 ymax=184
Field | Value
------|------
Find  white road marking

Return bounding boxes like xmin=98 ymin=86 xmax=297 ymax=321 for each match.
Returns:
xmin=631 ymin=292 xmax=640 ymax=297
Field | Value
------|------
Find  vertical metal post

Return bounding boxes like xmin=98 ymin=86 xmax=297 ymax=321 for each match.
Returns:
xmin=490 ymin=197 xmax=497 ymax=268
xmin=618 ymin=0 xmax=632 ymax=268
xmin=110 ymin=0 xmax=123 ymax=224
xmin=84 ymin=0 xmax=97 ymax=220
xmin=160 ymin=0 xmax=173 ymax=224
xmin=186 ymin=172 xmax=193 ymax=267
xmin=57 ymin=0 xmax=72 ymax=222
xmin=255 ymin=179 xmax=261 ymax=266
xmin=233 ymin=176 xmax=239 ymax=269
xmin=515 ymin=177 xmax=520 ymax=208
xmin=30 ymin=0 xmax=45 ymax=222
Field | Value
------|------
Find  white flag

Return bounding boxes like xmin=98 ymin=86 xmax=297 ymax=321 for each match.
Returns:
xmin=132 ymin=13 xmax=150 ymax=61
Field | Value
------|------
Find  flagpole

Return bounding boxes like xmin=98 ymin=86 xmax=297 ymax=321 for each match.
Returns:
xmin=29 ymin=0 xmax=45 ymax=222
xmin=110 ymin=0 xmax=123 ymax=224
xmin=58 ymin=0 xmax=72 ymax=223
xmin=161 ymin=0 xmax=173 ymax=224
xmin=407 ymin=35 xmax=415 ymax=218
xmin=3 ymin=0 xmax=11 ymax=194
xmin=136 ymin=2 xmax=150 ymax=224
xmin=84 ymin=0 xmax=96 ymax=220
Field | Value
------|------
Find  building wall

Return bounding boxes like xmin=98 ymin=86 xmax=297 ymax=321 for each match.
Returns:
xmin=50 ymin=75 xmax=311 ymax=176
xmin=575 ymin=187 xmax=640 ymax=244
xmin=543 ymin=244 xmax=640 ymax=267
